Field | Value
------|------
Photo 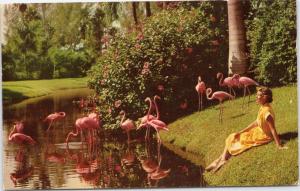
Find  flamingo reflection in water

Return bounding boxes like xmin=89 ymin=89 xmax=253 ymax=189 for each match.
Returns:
xmin=44 ymin=134 xmax=66 ymax=164
xmin=121 ymin=141 xmax=136 ymax=167
xmin=10 ymin=150 xmax=34 ymax=185
xmin=65 ymin=141 xmax=101 ymax=186
xmin=139 ymin=141 xmax=171 ymax=187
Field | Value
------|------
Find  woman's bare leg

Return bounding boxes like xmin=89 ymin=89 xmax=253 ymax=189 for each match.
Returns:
xmin=211 ymin=148 xmax=231 ymax=172
xmin=206 ymin=146 xmax=231 ymax=172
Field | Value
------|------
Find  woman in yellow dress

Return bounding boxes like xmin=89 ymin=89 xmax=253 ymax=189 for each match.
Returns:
xmin=205 ymin=87 xmax=288 ymax=172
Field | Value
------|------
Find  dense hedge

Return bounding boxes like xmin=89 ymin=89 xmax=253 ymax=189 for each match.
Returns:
xmin=88 ymin=4 xmax=228 ymax=129
xmin=246 ymin=0 xmax=296 ymax=85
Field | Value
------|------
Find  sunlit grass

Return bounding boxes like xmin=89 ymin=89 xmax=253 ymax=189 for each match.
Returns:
xmin=2 ymin=78 xmax=88 ymax=104
xmin=161 ymin=85 xmax=298 ymax=186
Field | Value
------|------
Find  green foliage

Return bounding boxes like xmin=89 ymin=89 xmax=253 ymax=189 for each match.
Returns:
xmin=161 ymin=86 xmax=298 ymax=186
xmin=88 ymin=3 xmax=228 ymax=130
xmin=2 ymin=4 xmax=105 ymax=81
xmin=246 ymin=0 xmax=296 ymax=85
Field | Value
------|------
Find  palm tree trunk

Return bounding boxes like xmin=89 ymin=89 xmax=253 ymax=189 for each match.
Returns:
xmin=131 ymin=2 xmax=138 ymax=26
xmin=227 ymin=0 xmax=248 ymax=75
xmin=145 ymin=2 xmax=151 ymax=17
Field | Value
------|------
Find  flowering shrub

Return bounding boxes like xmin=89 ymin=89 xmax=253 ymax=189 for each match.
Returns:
xmin=88 ymin=5 xmax=228 ymax=129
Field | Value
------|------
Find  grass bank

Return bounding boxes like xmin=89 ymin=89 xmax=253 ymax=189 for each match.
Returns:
xmin=2 ymin=78 xmax=88 ymax=104
xmin=160 ymin=85 xmax=298 ymax=186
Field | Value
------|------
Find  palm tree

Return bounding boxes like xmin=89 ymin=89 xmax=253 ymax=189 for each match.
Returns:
xmin=227 ymin=0 xmax=248 ymax=75
xmin=131 ymin=2 xmax=138 ymax=26
xmin=144 ymin=2 xmax=151 ymax=17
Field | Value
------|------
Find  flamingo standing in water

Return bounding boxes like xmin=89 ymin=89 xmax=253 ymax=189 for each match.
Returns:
xmin=217 ymin=72 xmax=238 ymax=98
xmin=233 ymin=74 xmax=259 ymax=108
xmin=140 ymin=141 xmax=170 ymax=187
xmin=65 ymin=112 xmax=100 ymax=149
xmin=195 ymin=76 xmax=206 ymax=111
xmin=206 ymin=88 xmax=234 ymax=123
xmin=145 ymin=96 xmax=169 ymax=143
xmin=44 ymin=112 xmax=66 ymax=131
xmin=137 ymin=97 xmax=156 ymax=141
xmin=8 ymin=123 xmax=36 ymax=145
xmin=119 ymin=110 xmax=136 ymax=143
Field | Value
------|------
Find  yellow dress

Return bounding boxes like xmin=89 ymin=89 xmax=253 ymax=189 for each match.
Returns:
xmin=225 ymin=104 xmax=274 ymax=156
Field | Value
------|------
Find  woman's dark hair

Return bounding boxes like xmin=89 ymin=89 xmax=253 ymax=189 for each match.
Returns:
xmin=257 ymin=87 xmax=273 ymax=103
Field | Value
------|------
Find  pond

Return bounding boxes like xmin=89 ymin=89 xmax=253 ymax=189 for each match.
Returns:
xmin=3 ymin=88 xmax=206 ymax=189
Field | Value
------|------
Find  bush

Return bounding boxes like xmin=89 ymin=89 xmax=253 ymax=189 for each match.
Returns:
xmin=246 ymin=0 xmax=296 ymax=85
xmin=88 ymin=4 xmax=228 ymax=130
xmin=49 ymin=47 xmax=91 ymax=78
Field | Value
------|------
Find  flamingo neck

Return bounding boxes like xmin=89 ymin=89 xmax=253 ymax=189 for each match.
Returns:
xmin=146 ymin=98 xmax=152 ymax=121
xmin=120 ymin=112 xmax=126 ymax=124
xmin=154 ymin=97 xmax=160 ymax=120
xmin=66 ymin=126 xmax=79 ymax=143
xmin=198 ymin=76 xmax=202 ymax=83
xmin=218 ymin=73 xmax=224 ymax=86
xmin=206 ymin=88 xmax=213 ymax=100
xmin=8 ymin=125 xmax=16 ymax=141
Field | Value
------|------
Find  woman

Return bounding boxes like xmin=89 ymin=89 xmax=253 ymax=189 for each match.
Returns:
xmin=205 ymin=87 xmax=288 ymax=172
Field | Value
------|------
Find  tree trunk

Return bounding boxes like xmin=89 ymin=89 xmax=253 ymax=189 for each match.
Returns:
xmin=227 ymin=0 xmax=248 ymax=75
xmin=131 ymin=2 xmax=138 ymax=26
xmin=145 ymin=2 xmax=151 ymax=17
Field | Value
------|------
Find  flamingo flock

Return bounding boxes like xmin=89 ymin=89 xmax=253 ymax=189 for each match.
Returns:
xmin=6 ymin=71 xmax=260 ymax=186
xmin=8 ymin=72 xmax=259 ymax=148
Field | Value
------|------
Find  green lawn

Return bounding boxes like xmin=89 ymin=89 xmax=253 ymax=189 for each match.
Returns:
xmin=160 ymin=85 xmax=298 ymax=186
xmin=2 ymin=78 xmax=88 ymax=104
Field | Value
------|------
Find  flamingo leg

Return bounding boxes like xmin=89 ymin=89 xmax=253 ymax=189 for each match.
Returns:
xmin=156 ymin=129 xmax=161 ymax=144
xmin=242 ymin=87 xmax=246 ymax=109
xmin=228 ymin=86 xmax=232 ymax=101
xmin=247 ymin=86 xmax=251 ymax=107
xmin=200 ymin=93 xmax=203 ymax=111
xmin=145 ymin=126 xmax=149 ymax=141
xmin=231 ymin=87 xmax=236 ymax=98
xmin=218 ymin=103 xmax=222 ymax=123
xmin=127 ymin=131 xmax=130 ymax=144
xmin=198 ymin=93 xmax=201 ymax=111
xmin=220 ymin=102 xmax=223 ymax=124
xmin=46 ymin=120 xmax=53 ymax=131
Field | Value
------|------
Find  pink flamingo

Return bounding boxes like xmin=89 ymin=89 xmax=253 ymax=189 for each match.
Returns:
xmin=233 ymin=74 xmax=259 ymax=108
xmin=119 ymin=110 xmax=136 ymax=143
xmin=14 ymin=121 xmax=25 ymax=133
xmin=145 ymin=96 xmax=169 ymax=143
xmin=206 ymin=88 xmax=234 ymax=123
xmin=65 ymin=113 xmax=99 ymax=148
xmin=137 ymin=97 xmax=156 ymax=140
xmin=217 ymin=72 xmax=239 ymax=98
xmin=195 ymin=76 xmax=206 ymax=111
xmin=44 ymin=112 xmax=66 ymax=131
xmin=8 ymin=124 xmax=36 ymax=145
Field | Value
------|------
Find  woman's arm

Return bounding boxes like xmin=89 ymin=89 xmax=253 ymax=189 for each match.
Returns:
xmin=266 ymin=115 xmax=288 ymax=149
xmin=237 ymin=120 xmax=258 ymax=134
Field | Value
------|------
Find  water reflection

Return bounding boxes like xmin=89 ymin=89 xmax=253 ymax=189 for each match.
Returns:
xmin=10 ymin=149 xmax=34 ymax=186
xmin=3 ymin=88 xmax=206 ymax=189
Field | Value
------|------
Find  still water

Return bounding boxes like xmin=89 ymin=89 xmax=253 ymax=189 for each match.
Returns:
xmin=3 ymin=88 xmax=206 ymax=190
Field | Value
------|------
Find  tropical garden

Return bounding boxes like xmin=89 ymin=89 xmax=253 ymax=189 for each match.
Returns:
xmin=2 ymin=0 xmax=297 ymax=187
